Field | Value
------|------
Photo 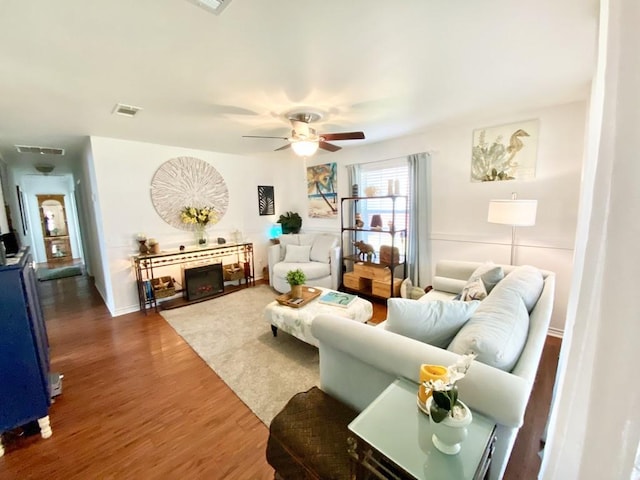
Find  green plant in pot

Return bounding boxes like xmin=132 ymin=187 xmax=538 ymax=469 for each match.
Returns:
xmin=278 ymin=211 xmax=302 ymax=234
xmin=286 ymin=268 xmax=306 ymax=299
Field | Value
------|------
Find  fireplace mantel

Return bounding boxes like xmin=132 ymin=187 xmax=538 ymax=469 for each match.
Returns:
xmin=133 ymin=242 xmax=254 ymax=313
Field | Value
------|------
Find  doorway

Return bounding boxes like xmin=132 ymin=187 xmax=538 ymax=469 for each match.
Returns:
xmin=37 ymin=194 xmax=72 ymax=263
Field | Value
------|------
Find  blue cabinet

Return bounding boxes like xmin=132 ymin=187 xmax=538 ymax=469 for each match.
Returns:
xmin=0 ymin=247 xmax=51 ymax=455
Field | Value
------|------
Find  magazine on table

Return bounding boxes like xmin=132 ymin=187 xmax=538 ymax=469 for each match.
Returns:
xmin=318 ymin=291 xmax=357 ymax=308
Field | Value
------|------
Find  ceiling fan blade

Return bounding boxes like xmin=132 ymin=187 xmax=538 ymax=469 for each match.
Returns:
xmin=274 ymin=143 xmax=292 ymax=151
xmin=321 ymin=131 xmax=365 ymax=141
xmin=242 ymin=135 xmax=289 ymax=140
xmin=319 ymin=141 xmax=341 ymax=152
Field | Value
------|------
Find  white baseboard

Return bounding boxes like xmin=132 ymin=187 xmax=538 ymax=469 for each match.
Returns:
xmin=548 ymin=327 xmax=564 ymax=339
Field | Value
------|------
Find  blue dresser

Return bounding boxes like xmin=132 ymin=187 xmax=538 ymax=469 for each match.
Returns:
xmin=0 ymin=247 xmax=52 ymax=456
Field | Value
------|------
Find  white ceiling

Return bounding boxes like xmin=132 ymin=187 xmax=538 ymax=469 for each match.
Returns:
xmin=0 ymin=0 xmax=598 ymax=172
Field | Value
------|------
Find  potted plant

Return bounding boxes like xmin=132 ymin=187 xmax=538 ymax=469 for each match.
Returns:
xmin=286 ymin=268 xmax=306 ymax=299
xmin=423 ymin=353 xmax=476 ymax=455
xmin=278 ymin=211 xmax=302 ymax=234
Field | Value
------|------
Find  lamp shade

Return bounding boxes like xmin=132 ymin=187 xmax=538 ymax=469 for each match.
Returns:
xmin=290 ymin=140 xmax=319 ymax=157
xmin=487 ymin=199 xmax=537 ymax=226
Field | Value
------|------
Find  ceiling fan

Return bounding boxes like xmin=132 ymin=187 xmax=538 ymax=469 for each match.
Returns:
xmin=242 ymin=112 xmax=365 ymax=156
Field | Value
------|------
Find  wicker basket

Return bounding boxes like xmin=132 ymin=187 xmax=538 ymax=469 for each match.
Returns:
xmin=151 ymin=276 xmax=176 ymax=298
xmin=223 ymin=263 xmax=245 ymax=281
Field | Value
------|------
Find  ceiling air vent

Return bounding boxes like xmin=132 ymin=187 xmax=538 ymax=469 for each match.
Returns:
xmin=16 ymin=145 xmax=65 ymax=155
xmin=186 ymin=0 xmax=232 ymax=15
xmin=113 ymin=103 xmax=143 ymax=117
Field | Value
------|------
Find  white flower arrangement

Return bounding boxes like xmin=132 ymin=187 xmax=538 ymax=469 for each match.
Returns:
xmin=180 ymin=206 xmax=218 ymax=227
xmin=424 ymin=353 xmax=476 ymax=422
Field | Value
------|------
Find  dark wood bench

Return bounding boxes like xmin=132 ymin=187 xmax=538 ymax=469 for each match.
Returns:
xmin=266 ymin=386 xmax=358 ymax=480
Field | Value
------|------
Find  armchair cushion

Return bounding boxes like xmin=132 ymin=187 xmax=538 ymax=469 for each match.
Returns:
xmin=310 ymin=234 xmax=339 ymax=263
xmin=385 ymin=298 xmax=481 ymax=348
xmin=284 ymin=244 xmax=311 ymax=263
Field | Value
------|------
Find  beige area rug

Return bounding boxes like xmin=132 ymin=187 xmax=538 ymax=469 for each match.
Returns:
xmin=159 ymin=285 xmax=319 ymax=425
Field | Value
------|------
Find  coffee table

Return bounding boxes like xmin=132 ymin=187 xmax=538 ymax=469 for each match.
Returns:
xmin=263 ymin=287 xmax=373 ymax=347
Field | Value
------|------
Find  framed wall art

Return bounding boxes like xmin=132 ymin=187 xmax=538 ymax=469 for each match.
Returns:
xmin=150 ymin=156 xmax=229 ymax=230
xmin=257 ymin=185 xmax=275 ymax=215
xmin=470 ymin=119 xmax=539 ymax=182
xmin=307 ymin=162 xmax=338 ymax=218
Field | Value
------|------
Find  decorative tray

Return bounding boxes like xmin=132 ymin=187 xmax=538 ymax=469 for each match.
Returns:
xmin=276 ymin=286 xmax=321 ymax=308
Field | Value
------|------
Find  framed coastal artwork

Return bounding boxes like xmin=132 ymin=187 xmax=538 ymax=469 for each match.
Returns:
xmin=307 ymin=162 xmax=338 ymax=218
xmin=470 ymin=119 xmax=539 ymax=182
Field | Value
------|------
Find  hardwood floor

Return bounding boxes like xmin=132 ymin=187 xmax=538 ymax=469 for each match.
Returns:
xmin=0 ymin=272 xmax=561 ymax=479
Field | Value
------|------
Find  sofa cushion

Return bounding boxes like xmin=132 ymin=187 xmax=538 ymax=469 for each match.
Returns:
xmin=284 ymin=244 xmax=311 ymax=263
xmin=310 ymin=234 xmax=338 ymax=263
xmin=279 ymin=235 xmax=300 ymax=261
xmin=273 ymin=261 xmax=331 ymax=281
xmin=384 ymin=298 xmax=481 ymax=348
xmin=447 ymin=265 xmax=544 ymax=371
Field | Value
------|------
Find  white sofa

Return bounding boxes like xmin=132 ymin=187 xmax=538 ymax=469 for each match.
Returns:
xmin=311 ymin=260 xmax=555 ymax=480
xmin=267 ymin=233 xmax=341 ymax=293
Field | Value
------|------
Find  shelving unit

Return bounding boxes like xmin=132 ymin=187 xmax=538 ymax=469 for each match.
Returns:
xmin=340 ymin=195 xmax=408 ymax=299
xmin=132 ymin=242 xmax=255 ymax=313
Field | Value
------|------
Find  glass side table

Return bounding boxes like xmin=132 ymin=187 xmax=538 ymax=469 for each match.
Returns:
xmin=348 ymin=377 xmax=496 ymax=480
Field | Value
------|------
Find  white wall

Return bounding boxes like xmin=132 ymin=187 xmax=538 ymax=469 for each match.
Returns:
xmin=325 ymin=101 xmax=586 ymax=334
xmin=89 ymin=136 xmax=300 ymax=316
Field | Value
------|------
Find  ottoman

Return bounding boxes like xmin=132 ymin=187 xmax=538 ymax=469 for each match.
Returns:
xmin=266 ymin=386 xmax=358 ymax=480
xmin=263 ymin=287 xmax=373 ymax=347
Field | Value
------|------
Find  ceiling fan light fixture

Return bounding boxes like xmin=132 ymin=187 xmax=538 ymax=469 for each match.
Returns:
xmin=291 ymin=140 xmax=319 ymax=157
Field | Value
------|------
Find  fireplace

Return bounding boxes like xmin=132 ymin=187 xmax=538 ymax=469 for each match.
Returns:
xmin=183 ymin=263 xmax=224 ymax=301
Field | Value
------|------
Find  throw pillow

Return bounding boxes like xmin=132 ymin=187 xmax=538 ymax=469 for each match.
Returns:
xmin=284 ymin=244 xmax=311 ymax=263
xmin=459 ymin=262 xmax=504 ymax=301
xmin=459 ymin=277 xmax=488 ymax=301
xmin=278 ymin=235 xmax=299 ymax=261
xmin=385 ymin=298 xmax=481 ymax=348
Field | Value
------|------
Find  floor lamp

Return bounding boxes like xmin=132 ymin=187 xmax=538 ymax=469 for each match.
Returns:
xmin=487 ymin=193 xmax=537 ymax=265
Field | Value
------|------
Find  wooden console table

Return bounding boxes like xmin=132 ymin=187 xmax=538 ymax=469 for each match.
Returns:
xmin=133 ymin=243 xmax=255 ymax=314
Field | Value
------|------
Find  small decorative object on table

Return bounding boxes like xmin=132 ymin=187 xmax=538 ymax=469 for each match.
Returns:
xmin=136 ymin=233 xmax=148 ymax=254
xmin=285 ymin=268 xmax=306 ymax=299
xmin=365 ymin=186 xmax=377 ymax=197
xmin=180 ymin=206 xmax=218 ymax=247
xmin=354 ymin=213 xmax=364 ymax=228
xmin=148 ymin=238 xmax=160 ymax=254
xmin=370 ymin=214 xmax=383 ymax=229
xmin=422 ymin=353 xmax=476 ymax=455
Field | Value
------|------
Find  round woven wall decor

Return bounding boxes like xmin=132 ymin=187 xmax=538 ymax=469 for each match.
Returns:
xmin=150 ymin=156 xmax=229 ymax=230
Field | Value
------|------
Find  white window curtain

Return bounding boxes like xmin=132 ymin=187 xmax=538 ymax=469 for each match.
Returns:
xmin=408 ymin=152 xmax=430 ymax=286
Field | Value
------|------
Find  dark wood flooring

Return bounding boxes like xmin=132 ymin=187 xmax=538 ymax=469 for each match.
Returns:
xmin=0 ymin=269 xmax=561 ymax=479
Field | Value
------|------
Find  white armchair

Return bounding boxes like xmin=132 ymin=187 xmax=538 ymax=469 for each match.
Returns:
xmin=268 ymin=233 xmax=341 ymax=293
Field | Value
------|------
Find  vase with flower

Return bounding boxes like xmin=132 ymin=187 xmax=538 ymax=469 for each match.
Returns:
xmin=422 ymin=353 xmax=476 ymax=455
xmin=181 ymin=206 xmax=218 ymax=247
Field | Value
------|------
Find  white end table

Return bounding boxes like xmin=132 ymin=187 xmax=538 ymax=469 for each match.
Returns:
xmin=348 ymin=377 xmax=496 ymax=479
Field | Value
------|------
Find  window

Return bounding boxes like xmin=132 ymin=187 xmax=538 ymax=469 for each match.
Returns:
xmin=357 ymin=159 xmax=409 ymax=253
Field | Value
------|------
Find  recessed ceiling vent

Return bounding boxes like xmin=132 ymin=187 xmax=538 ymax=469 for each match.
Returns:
xmin=186 ymin=0 xmax=232 ymax=15
xmin=113 ymin=103 xmax=143 ymax=117
xmin=16 ymin=145 xmax=65 ymax=155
